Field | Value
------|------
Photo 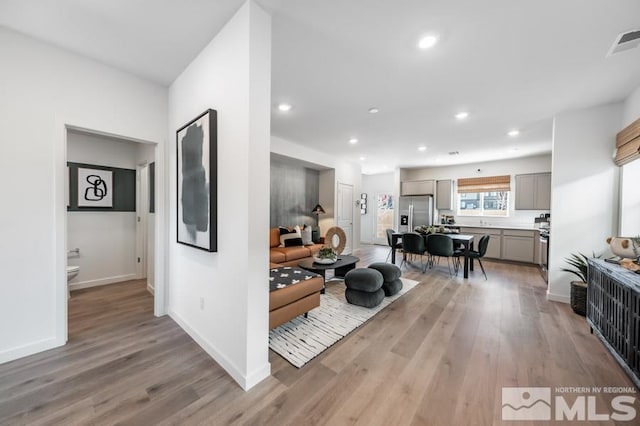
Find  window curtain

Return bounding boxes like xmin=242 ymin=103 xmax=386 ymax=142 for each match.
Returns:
xmin=457 ymin=175 xmax=511 ymax=193
xmin=615 ymin=117 xmax=640 ymax=166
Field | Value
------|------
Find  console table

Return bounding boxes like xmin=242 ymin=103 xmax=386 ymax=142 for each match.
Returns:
xmin=587 ymin=258 xmax=640 ymax=388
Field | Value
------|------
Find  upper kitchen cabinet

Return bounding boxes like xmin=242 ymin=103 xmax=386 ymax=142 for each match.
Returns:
xmin=401 ymin=179 xmax=435 ymax=196
xmin=515 ymin=172 xmax=551 ymax=210
xmin=436 ymin=179 xmax=454 ymax=210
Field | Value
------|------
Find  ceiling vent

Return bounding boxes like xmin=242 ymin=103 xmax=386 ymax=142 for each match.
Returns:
xmin=448 ymin=151 xmax=459 ymax=156
xmin=607 ymin=29 xmax=640 ymax=56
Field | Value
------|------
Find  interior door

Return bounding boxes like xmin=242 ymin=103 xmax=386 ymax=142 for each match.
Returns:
xmin=135 ymin=164 xmax=149 ymax=280
xmin=337 ymin=182 xmax=354 ymax=254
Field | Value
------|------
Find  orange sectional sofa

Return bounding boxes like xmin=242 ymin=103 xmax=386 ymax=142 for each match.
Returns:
xmin=269 ymin=227 xmax=324 ymax=267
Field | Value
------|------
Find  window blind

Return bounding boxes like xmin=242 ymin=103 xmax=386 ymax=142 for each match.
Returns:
xmin=615 ymin=117 xmax=640 ymax=166
xmin=457 ymin=175 xmax=511 ymax=193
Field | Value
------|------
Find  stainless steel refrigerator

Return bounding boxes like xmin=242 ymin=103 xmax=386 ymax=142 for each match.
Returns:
xmin=399 ymin=195 xmax=433 ymax=232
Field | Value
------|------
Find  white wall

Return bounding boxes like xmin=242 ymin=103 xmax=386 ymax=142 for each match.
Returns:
xmin=619 ymin=85 xmax=640 ymax=237
xmin=271 ymin=136 xmax=363 ymax=250
xmin=167 ymin=1 xmax=271 ymax=390
xmin=549 ymin=102 xmax=622 ymax=303
xmin=360 ymin=172 xmax=395 ymax=244
xmin=401 ymin=154 xmax=552 ymax=227
xmin=623 ymin=85 xmax=640 ymax=127
xmin=0 ymin=27 xmax=167 ymax=364
xmin=67 ymin=132 xmax=139 ymax=289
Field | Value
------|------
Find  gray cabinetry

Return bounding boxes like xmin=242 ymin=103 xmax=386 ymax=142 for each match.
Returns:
xmin=501 ymin=230 xmax=535 ymax=263
xmin=436 ymin=179 xmax=454 ymax=210
xmin=401 ymin=180 xmax=435 ymax=196
xmin=515 ymin=173 xmax=551 ymax=210
xmin=459 ymin=227 xmax=502 ymax=259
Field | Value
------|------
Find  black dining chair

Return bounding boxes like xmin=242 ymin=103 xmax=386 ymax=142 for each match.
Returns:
xmin=385 ymin=229 xmax=403 ymax=263
xmin=401 ymin=232 xmax=427 ymax=272
xmin=460 ymin=234 xmax=490 ymax=280
xmin=426 ymin=233 xmax=455 ymax=277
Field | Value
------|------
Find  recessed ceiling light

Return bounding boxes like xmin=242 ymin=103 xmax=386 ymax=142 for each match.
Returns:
xmin=368 ymin=107 xmax=379 ymax=114
xmin=349 ymin=138 xmax=359 ymax=144
xmin=359 ymin=156 xmax=366 ymax=161
xmin=508 ymin=129 xmax=520 ymax=137
xmin=278 ymin=103 xmax=292 ymax=112
xmin=418 ymin=146 xmax=427 ymax=152
xmin=418 ymin=35 xmax=438 ymax=50
xmin=455 ymin=112 xmax=469 ymax=120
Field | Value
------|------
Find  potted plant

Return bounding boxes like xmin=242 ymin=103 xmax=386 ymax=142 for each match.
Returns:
xmin=314 ymin=247 xmax=337 ymax=264
xmin=562 ymin=252 xmax=599 ymax=316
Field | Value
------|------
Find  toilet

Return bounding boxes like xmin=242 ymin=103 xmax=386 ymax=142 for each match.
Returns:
xmin=67 ymin=265 xmax=80 ymax=281
xmin=67 ymin=265 xmax=79 ymax=298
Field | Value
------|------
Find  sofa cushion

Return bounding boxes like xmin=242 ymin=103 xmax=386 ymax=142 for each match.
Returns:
xmin=270 ymin=228 xmax=281 ymax=248
xmin=304 ymin=243 xmax=325 ymax=254
xmin=269 ymin=250 xmax=286 ymax=264
xmin=301 ymin=225 xmax=313 ymax=245
xmin=272 ymin=246 xmax=312 ymax=261
xmin=279 ymin=226 xmax=303 ymax=247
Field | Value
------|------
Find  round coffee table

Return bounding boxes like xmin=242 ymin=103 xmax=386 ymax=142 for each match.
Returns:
xmin=298 ymin=255 xmax=360 ymax=281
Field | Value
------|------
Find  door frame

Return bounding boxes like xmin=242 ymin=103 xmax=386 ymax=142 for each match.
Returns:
xmin=135 ymin=163 xmax=149 ymax=280
xmin=55 ymin=120 xmax=166 ymax=347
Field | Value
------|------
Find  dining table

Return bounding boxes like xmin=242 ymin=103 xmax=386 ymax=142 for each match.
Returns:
xmin=391 ymin=232 xmax=475 ymax=279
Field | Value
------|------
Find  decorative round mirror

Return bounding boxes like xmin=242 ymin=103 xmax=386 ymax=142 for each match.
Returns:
xmin=324 ymin=226 xmax=346 ymax=254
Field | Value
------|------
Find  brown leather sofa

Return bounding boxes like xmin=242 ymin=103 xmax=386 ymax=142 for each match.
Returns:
xmin=269 ymin=227 xmax=324 ymax=267
xmin=269 ymin=262 xmax=324 ymax=329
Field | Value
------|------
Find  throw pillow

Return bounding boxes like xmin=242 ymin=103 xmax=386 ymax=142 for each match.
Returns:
xmin=279 ymin=226 xmax=302 ymax=247
xmin=301 ymin=225 xmax=313 ymax=245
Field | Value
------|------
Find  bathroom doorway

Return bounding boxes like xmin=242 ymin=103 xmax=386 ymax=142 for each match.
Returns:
xmin=64 ymin=127 xmax=160 ymax=337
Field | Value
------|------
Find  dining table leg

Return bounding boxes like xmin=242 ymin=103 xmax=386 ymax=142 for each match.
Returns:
xmin=463 ymin=240 xmax=470 ymax=279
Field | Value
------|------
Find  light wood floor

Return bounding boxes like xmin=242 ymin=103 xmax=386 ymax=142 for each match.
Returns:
xmin=0 ymin=245 xmax=637 ymax=425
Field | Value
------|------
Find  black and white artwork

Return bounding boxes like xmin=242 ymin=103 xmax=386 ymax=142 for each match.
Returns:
xmin=177 ymin=109 xmax=217 ymax=252
xmin=77 ymin=168 xmax=112 ymax=207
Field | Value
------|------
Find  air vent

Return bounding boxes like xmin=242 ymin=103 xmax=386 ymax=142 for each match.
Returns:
xmin=448 ymin=151 xmax=459 ymax=156
xmin=607 ymin=29 xmax=640 ymax=56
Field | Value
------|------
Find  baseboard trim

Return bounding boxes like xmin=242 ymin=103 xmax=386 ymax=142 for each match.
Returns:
xmin=0 ymin=336 xmax=64 ymax=364
xmin=69 ymin=273 xmax=137 ymax=291
xmin=547 ymin=290 xmax=570 ymax=304
xmin=169 ymin=309 xmax=268 ymax=391
xmin=147 ymin=283 xmax=155 ymax=295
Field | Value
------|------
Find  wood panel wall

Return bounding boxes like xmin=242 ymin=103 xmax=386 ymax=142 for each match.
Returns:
xmin=270 ymin=160 xmax=320 ymax=228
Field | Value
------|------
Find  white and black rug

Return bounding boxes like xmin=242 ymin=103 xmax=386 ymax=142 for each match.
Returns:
xmin=269 ymin=277 xmax=420 ymax=368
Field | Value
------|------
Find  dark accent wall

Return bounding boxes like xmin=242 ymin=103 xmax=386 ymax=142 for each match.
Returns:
xmin=149 ymin=162 xmax=155 ymax=213
xmin=270 ymin=160 xmax=319 ymax=227
xmin=67 ymin=162 xmax=136 ymax=212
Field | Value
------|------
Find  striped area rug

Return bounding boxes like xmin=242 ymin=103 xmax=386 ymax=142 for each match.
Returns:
xmin=269 ymin=277 xmax=420 ymax=368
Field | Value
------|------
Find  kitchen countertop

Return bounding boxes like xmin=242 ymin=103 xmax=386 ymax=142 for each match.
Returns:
xmin=437 ymin=223 xmax=542 ymax=232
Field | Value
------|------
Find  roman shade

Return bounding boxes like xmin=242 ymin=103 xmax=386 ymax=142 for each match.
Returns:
xmin=457 ymin=175 xmax=511 ymax=193
xmin=615 ymin=117 xmax=640 ymax=166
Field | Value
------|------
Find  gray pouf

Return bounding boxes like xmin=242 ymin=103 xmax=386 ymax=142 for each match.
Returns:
xmin=345 ymin=268 xmax=383 ymax=292
xmin=382 ymin=278 xmax=403 ymax=297
xmin=346 ymin=288 xmax=385 ymax=308
xmin=368 ymin=262 xmax=401 ymax=282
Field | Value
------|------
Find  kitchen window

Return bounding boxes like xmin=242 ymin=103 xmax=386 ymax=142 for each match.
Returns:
xmin=457 ymin=175 xmax=511 ymax=217
xmin=458 ymin=191 xmax=509 ymax=216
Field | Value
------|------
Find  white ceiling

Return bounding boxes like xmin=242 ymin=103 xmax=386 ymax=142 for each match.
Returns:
xmin=2 ymin=0 xmax=640 ymax=174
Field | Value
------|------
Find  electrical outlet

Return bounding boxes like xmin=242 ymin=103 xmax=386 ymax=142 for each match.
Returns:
xmin=200 ymin=297 xmax=205 ymax=310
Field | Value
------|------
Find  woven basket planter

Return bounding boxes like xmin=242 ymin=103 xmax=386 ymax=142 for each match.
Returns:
xmin=570 ymin=281 xmax=587 ymax=316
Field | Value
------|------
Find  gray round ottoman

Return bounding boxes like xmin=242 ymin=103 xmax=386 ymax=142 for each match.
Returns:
xmin=344 ymin=268 xmax=385 ymax=308
xmin=368 ymin=262 xmax=403 ymax=296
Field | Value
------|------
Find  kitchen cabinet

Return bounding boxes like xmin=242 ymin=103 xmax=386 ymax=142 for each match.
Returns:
xmin=502 ymin=230 xmax=535 ymax=263
xmin=401 ymin=180 xmax=435 ymax=196
xmin=459 ymin=227 xmax=502 ymax=259
xmin=436 ymin=179 xmax=454 ymax=210
xmin=515 ymin=173 xmax=551 ymax=210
